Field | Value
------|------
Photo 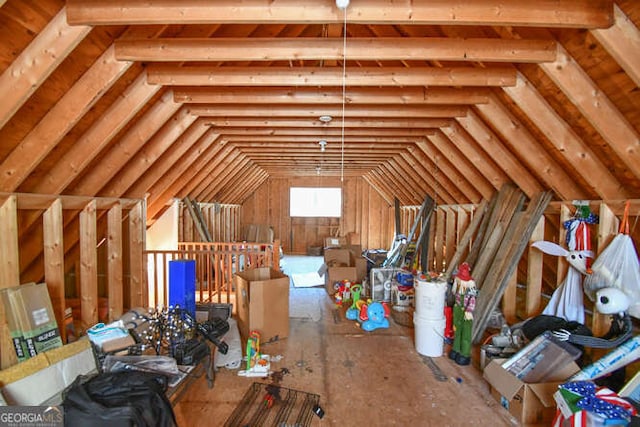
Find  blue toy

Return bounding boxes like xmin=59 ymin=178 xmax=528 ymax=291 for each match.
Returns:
xmin=361 ymin=301 xmax=389 ymax=331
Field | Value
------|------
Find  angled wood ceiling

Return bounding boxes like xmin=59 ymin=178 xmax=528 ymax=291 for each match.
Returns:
xmin=0 ymin=0 xmax=638 ymax=211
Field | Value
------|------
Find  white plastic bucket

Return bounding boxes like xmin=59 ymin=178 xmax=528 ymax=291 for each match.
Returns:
xmin=413 ymin=313 xmax=445 ymax=357
xmin=414 ymin=277 xmax=446 ymax=320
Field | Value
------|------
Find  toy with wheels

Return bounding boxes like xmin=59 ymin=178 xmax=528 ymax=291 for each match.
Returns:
xmin=359 ymin=301 xmax=390 ymax=331
xmin=345 ymin=284 xmax=363 ymax=320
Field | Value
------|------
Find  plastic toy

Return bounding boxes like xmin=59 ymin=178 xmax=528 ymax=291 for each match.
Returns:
xmin=345 ymin=284 xmax=363 ymax=320
xmin=334 ymin=280 xmax=353 ymax=307
xmin=238 ymin=330 xmax=271 ymax=377
xmin=360 ymin=301 xmax=390 ymax=331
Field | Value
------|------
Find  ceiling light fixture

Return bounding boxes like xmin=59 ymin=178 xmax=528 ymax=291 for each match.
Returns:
xmin=319 ymin=115 xmax=333 ymax=123
xmin=316 ymin=165 xmax=322 ymax=176
xmin=319 ymin=140 xmax=327 ymax=152
xmin=336 ymin=0 xmax=349 ymax=10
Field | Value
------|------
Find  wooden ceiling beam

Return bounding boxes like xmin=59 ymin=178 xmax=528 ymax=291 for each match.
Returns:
xmin=538 ymin=43 xmax=640 ymax=181
xmin=455 ymin=110 xmax=543 ymax=198
xmin=147 ymin=65 xmax=517 ymax=87
xmin=146 ymin=136 xmax=226 ymax=220
xmin=31 ymin=71 xmax=161 ymax=195
xmin=0 ymin=7 xmax=91 ymax=129
xmin=174 ymin=87 xmax=490 ymax=105
xmin=362 ymin=173 xmax=393 ymax=205
xmin=502 ymin=73 xmax=629 ymax=200
xmin=474 ymin=94 xmax=589 ymax=200
xmin=189 ymin=104 xmax=468 ymax=118
xmin=440 ymin=122 xmax=509 ymax=191
xmin=371 ymin=165 xmax=415 ymax=206
xmin=101 ymin=109 xmax=199 ymax=198
xmin=66 ymin=0 xmax=613 ymax=29
xmin=184 ymin=146 xmax=237 ymax=201
xmin=591 ymin=4 xmax=640 ymax=87
xmin=223 ymin=135 xmax=421 ymax=143
xmin=423 ymin=133 xmax=495 ymax=200
xmin=404 ymin=144 xmax=483 ymax=204
xmin=0 ymin=46 xmax=132 ymax=192
xmin=70 ymin=91 xmax=181 ymax=196
xmin=222 ymin=169 xmax=269 ymax=205
xmin=198 ymin=155 xmax=249 ymax=201
xmin=191 ymin=149 xmax=242 ymax=200
xmin=115 ymin=37 xmax=557 ymax=63
xmin=216 ymin=128 xmax=436 ymax=137
xmin=123 ymin=120 xmax=211 ymax=199
xmin=203 ymin=117 xmax=452 ymax=128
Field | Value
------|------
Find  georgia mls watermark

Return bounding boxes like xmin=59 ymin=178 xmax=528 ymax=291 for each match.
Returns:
xmin=0 ymin=406 xmax=63 ymax=427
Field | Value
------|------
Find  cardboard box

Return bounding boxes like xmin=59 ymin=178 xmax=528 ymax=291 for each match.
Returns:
xmin=0 ymin=339 xmax=97 ymax=405
xmin=484 ymin=358 xmax=580 ymax=425
xmin=320 ymin=248 xmax=358 ymax=294
xmin=235 ymin=268 xmax=289 ymax=343
xmin=6 ymin=283 xmax=63 ymax=358
xmin=324 ymin=236 xmax=347 ymax=248
xmin=0 ymin=287 xmax=30 ymax=364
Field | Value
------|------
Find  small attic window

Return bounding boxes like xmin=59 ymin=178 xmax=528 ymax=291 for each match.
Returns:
xmin=290 ymin=187 xmax=341 ymax=218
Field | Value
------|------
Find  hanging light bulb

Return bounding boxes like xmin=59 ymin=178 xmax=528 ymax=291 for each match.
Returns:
xmin=316 ymin=165 xmax=321 ymax=175
xmin=336 ymin=0 xmax=349 ymax=10
xmin=319 ymin=140 xmax=327 ymax=152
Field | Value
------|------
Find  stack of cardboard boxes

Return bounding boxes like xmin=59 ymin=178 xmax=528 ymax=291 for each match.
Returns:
xmin=318 ymin=235 xmax=367 ymax=295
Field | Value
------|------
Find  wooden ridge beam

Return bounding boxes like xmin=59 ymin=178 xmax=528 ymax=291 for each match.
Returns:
xmin=67 ymin=0 xmax=613 ymax=29
xmin=174 ymin=87 xmax=490 ymax=105
xmin=189 ymin=104 xmax=468 ymax=118
xmin=0 ymin=7 xmax=91 ymax=129
xmin=148 ymin=65 xmax=517 ymax=87
xmin=115 ymin=37 xmax=557 ymax=63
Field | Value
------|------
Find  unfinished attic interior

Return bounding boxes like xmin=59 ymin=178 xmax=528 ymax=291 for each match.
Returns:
xmin=1 ymin=0 xmax=640 ymax=425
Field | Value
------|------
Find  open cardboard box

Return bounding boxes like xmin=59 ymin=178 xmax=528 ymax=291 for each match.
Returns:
xmin=319 ymin=247 xmax=368 ymax=295
xmin=234 ymin=268 xmax=289 ymax=344
xmin=484 ymin=358 xmax=580 ymax=425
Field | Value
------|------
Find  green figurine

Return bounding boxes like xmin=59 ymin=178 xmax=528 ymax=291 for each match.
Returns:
xmin=448 ymin=262 xmax=477 ymax=366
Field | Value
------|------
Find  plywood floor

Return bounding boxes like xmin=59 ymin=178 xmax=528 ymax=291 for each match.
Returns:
xmin=174 ymin=256 xmax=518 ymax=426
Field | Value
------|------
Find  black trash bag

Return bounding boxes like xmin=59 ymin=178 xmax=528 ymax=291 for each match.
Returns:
xmin=62 ymin=371 xmax=177 ymax=427
xmin=521 ymin=314 xmax=592 ymax=341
